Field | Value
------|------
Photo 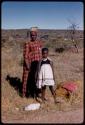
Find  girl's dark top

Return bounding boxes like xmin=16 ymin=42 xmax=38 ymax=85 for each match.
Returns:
xmin=41 ymin=59 xmax=50 ymax=66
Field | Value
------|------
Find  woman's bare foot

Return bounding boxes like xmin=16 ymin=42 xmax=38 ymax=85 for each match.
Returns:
xmin=44 ymin=97 xmax=48 ymax=101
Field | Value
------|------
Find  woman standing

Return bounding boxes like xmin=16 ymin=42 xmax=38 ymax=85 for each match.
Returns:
xmin=22 ymin=27 xmax=42 ymax=98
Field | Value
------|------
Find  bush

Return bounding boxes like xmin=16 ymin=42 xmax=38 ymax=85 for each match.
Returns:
xmin=55 ymin=47 xmax=65 ymax=53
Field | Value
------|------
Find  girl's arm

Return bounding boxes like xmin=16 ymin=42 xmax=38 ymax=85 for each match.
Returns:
xmin=50 ymin=61 xmax=55 ymax=81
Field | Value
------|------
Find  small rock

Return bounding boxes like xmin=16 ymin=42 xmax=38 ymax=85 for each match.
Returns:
xmin=15 ymin=107 xmax=19 ymax=111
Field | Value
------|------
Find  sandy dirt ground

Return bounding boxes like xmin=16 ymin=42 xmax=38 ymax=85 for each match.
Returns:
xmin=2 ymin=107 xmax=83 ymax=123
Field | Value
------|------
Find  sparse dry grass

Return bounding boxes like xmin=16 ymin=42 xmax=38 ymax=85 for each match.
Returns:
xmin=1 ymin=46 xmax=84 ymax=123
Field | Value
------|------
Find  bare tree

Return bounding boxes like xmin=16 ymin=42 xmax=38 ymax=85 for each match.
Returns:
xmin=67 ymin=19 xmax=79 ymax=53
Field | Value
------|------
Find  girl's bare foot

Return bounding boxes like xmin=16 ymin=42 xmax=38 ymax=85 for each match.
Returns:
xmin=54 ymin=98 xmax=58 ymax=104
xmin=35 ymin=97 xmax=42 ymax=103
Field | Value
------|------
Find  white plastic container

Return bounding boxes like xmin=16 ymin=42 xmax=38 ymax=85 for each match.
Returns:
xmin=24 ymin=103 xmax=40 ymax=111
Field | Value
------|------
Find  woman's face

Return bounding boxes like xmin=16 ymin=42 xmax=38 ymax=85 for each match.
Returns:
xmin=30 ymin=31 xmax=37 ymax=41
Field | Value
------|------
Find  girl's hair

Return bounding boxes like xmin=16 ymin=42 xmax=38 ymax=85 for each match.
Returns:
xmin=42 ymin=48 xmax=49 ymax=53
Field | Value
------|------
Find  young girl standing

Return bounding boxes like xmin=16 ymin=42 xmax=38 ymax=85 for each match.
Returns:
xmin=36 ymin=48 xmax=57 ymax=103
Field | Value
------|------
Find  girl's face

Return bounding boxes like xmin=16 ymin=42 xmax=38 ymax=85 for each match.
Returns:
xmin=42 ymin=51 xmax=48 ymax=58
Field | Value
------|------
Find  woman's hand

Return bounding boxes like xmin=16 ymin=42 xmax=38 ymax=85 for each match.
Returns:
xmin=25 ymin=62 xmax=30 ymax=70
xmin=27 ymin=64 xmax=30 ymax=70
xmin=27 ymin=66 xmax=30 ymax=70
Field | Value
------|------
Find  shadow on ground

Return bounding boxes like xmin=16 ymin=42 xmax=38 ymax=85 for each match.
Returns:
xmin=6 ymin=75 xmax=23 ymax=97
xmin=5 ymin=75 xmax=41 ymax=98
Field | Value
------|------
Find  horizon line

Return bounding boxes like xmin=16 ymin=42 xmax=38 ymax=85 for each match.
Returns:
xmin=2 ymin=28 xmax=83 ymax=31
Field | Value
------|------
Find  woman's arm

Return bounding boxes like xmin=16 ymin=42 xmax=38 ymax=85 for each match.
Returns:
xmin=35 ymin=60 xmax=42 ymax=82
xmin=23 ymin=42 xmax=30 ymax=70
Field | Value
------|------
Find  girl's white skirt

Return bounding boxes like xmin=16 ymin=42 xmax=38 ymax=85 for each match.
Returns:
xmin=36 ymin=64 xmax=55 ymax=89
